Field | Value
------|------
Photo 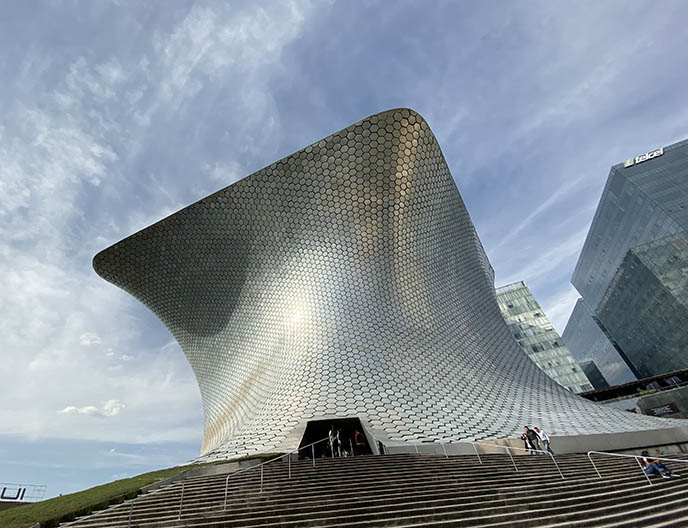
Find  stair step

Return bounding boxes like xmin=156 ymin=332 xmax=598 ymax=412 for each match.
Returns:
xmin=59 ymin=453 xmax=688 ymax=528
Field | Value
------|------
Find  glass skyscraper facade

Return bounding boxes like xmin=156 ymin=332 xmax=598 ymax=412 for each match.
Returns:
xmin=571 ymin=141 xmax=688 ymax=309
xmin=496 ymin=281 xmax=593 ymax=393
xmin=579 ymin=360 xmax=609 ymax=391
xmin=596 ymin=233 xmax=688 ymax=379
xmin=562 ymin=299 xmax=636 ymax=386
xmin=564 ymin=138 xmax=688 ymax=381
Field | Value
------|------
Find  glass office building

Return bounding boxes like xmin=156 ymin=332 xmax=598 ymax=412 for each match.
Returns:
xmin=496 ymin=281 xmax=593 ymax=393
xmin=596 ymin=233 xmax=688 ymax=378
xmin=572 ymin=139 xmax=688 ymax=309
xmin=565 ymin=138 xmax=688 ymax=381
xmin=562 ymin=299 xmax=637 ymax=386
xmin=579 ymin=360 xmax=609 ymax=390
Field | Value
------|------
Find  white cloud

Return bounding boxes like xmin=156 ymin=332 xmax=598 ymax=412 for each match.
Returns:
xmin=106 ymin=448 xmax=151 ymax=464
xmin=102 ymin=399 xmax=126 ymax=416
xmin=79 ymin=333 xmax=102 ymax=346
xmin=489 ymin=176 xmax=587 ymax=253
xmin=58 ymin=400 xmax=124 ymax=417
xmin=59 ymin=405 xmax=99 ymax=416
xmin=205 ymin=160 xmax=245 ymax=184
xmin=495 ymin=227 xmax=588 ymax=288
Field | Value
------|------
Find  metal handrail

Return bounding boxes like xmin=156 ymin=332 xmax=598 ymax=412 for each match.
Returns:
xmin=433 ymin=438 xmax=564 ymax=480
xmin=222 ymin=435 xmax=331 ymax=510
xmin=485 ymin=442 xmax=564 ymax=480
xmin=587 ymin=451 xmax=688 ymax=486
xmin=472 ymin=443 xmax=481 ymax=465
xmin=177 ymin=481 xmax=185 ymax=520
xmin=182 ymin=433 xmax=565 ymax=518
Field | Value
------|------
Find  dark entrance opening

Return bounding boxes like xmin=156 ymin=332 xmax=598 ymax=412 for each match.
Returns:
xmin=298 ymin=417 xmax=373 ymax=458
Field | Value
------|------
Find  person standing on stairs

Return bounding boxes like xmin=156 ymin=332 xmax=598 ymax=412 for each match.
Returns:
xmin=534 ymin=427 xmax=553 ymax=454
xmin=328 ymin=426 xmax=337 ymax=457
xmin=521 ymin=430 xmax=535 ymax=454
xmin=336 ymin=428 xmax=344 ymax=457
xmin=354 ymin=429 xmax=366 ymax=455
xmin=338 ymin=428 xmax=350 ymax=457
xmin=524 ymin=426 xmax=540 ymax=453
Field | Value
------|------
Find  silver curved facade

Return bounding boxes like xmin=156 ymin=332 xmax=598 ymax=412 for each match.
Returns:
xmin=94 ymin=109 xmax=680 ymax=460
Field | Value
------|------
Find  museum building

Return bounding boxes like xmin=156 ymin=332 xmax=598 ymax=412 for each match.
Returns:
xmin=94 ymin=109 xmax=687 ymax=461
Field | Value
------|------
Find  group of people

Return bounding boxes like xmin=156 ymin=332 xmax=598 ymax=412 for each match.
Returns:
xmin=328 ymin=426 xmax=367 ymax=457
xmin=520 ymin=427 xmax=679 ymax=480
xmin=520 ymin=426 xmax=553 ymax=454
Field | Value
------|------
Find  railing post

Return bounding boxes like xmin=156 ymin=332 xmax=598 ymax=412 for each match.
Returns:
xmin=223 ymin=474 xmax=230 ymax=510
xmin=635 ymin=456 xmax=653 ymax=486
xmin=177 ymin=481 xmax=185 ymax=521
xmin=548 ymin=453 xmax=565 ymax=479
xmin=441 ymin=440 xmax=448 ymax=459
xmin=127 ymin=503 xmax=133 ymax=528
xmin=586 ymin=450 xmax=688 ymax=485
xmin=504 ymin=446 xmax=518 ymax=472
xmin=587 ymin=452 xmax=602 ymax=479
xmin=414 ymin=441 xmax=419 ymax=454
xmin=350 ymin=439 xmax=355 ymax=457
xmin=473 ymin=443 xmax=482 ymax=465
xmin=218 ymin=436 xmax=330 ymax=513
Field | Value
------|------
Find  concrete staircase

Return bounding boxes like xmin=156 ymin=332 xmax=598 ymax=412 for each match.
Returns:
xmin=62 ymin=452 xmax=688 ymax=527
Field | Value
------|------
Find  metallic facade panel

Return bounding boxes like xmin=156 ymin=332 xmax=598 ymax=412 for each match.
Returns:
xmin=93 ymin=109 xmax=681 ymax=460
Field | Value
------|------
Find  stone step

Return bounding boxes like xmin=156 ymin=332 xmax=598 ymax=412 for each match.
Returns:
xmin=157 ymin=456 xmax=633 ymax=498
xmin=171 ymin=479 xmax=688 ymax=528
xmin=75 ymin=465 xmax=640 ymax=526
xmin=75 ymin=462 xmax=645 ymax=528
xmin=75 ymin=477 xmax=629 ymax=527
xmin=71 ymin=474 xmax=672 ymax=526
xmin=171 ymin=464 xmax=636 ymax=500
xmin=60 ymin=454 xmax=687 ymax=528
xmin=176 ymin=453 xmax=631 ymax=486
xmin=194 ymin=478 xmax=684 ymax=528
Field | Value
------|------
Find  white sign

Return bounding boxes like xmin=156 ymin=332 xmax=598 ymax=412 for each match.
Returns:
xmin=624 ymin=147 xmax=663 ymax=168
xmin=0 ymin=483 xmax=47 ymax=503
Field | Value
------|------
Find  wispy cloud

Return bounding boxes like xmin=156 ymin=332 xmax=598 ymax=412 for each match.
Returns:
xmin=59 ymin=400 xmax=125 ymax=418
xmin=542 ymin=284 xmax=582 ymax=335
xmin=1 ymin=2 xmax=321 ymax=451
xmin=489 ymin=177 xmax=586 ymax=253
xmin=79 ymin=333 xmax=102 ymax=346
xmin=496 ymin=227 xmax=589 ymax=288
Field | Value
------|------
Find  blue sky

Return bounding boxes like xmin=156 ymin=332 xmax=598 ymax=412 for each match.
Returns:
xmin=2 ymin=1 xmax=688 ymax=498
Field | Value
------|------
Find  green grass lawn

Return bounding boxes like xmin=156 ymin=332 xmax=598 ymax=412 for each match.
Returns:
xmin=0 ymin=454 xmax=280 ymax=528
